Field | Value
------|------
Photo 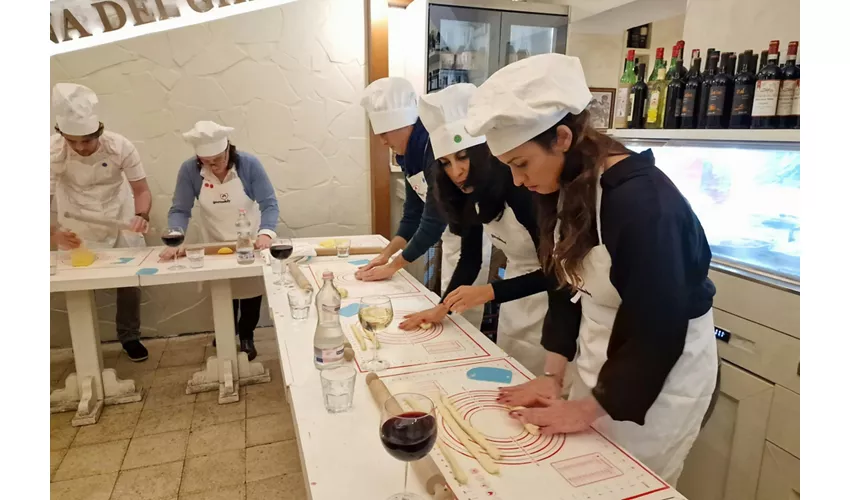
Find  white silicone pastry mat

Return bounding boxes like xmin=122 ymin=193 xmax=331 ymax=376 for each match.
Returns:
xmin=305 ymin=259 xmax=422 ymax=299
xmin=340 ymin=294 xmax=495 ymax=374
xmin=57 ymin=247 xmax=153 ymax=270
xmin=380 ymin=358 xmax=671 ymax=500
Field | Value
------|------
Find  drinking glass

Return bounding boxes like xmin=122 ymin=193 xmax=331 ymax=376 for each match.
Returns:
xmin=270 ymin=238 xmax=294 ymax=286
xmin=379 ymin=393 xmax=437 ymax=500
xmin=359 ymin=295 xmax=393 ymax=372
xmin=186 ymin=247 xmax=205 ymax=269
xmin=287 ymin=288 xmax=312 ymax=320
xmin=336 ymin=238 xmax=351 ymax=258
xmin=160 ymin=227 xmax=186 ymax=270
xmin=320 ymin=365 xmax=357 ymax=413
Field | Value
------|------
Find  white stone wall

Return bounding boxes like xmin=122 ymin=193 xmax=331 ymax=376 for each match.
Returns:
xmin=49 ymin=0 xmax=369 ymax=346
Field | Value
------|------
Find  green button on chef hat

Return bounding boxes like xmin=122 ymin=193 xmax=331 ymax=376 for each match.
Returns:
xmin=418 ymin=83 xmax=487 ymax=160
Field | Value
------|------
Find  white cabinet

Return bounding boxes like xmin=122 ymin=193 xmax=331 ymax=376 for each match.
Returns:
xmin=756 ymin=442 xmax=800 ymax=500
xmin=677 ymin=361 xmax=774 ymax=500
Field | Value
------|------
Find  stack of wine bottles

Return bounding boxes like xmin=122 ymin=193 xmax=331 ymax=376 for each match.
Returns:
xmin=612 ymin=40 xmax=800 ymax=130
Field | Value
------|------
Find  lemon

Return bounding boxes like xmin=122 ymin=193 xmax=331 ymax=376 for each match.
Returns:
xmin=217 ymin=247 xmax=234 ymax=255
xmin=70 ymin=248 xmax=97 ymax=267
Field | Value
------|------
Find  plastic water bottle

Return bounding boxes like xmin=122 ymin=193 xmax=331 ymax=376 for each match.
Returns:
xmin=313 ymin=271 xmax=345 ymax=370
xmin=235 ymin=209 xmax=254 ymax=265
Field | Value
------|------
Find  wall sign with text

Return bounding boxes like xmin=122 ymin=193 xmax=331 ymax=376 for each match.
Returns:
xmin=50 ymin=0 xmax=296 ymax=55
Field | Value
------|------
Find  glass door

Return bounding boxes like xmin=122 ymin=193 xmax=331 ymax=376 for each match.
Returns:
xmin=427 ymin=5 xmax=501 ymax=93
xmin=499 ymin=12 xmax=568 ymax=67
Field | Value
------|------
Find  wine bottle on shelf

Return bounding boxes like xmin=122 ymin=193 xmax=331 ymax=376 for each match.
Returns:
xmin=664 ymin=60 xmax=686 ymax=129
xmin=758 ymin=49 xmax=769 ymax=72
xmin=649 ymin=48 xmax=665 ymax=82
xmin=751 ymin=40 xmax=782 ymax=129
xmin=614 ymin=50 xmax=638 ymax=129
xmin=672 ymin=41 xmax=688 ymax=80
xmin=689 ymin=49 xmax=700 ymax=68
xmin=629 ymin=63 xmax=648 ymax=129
xmin=777 ymin=41 xmax=800 ymax=129
xmin=706 ymin=52 xmax=735 ymax=129
xmin=728 ymin=53 xmax=738 ymax=76
xmin=680 ymin=56 xmax=703 ymax=129
xmin=646 ymin=66 xmax=668 ymax=129
xmin=666 ymin=45 xmax=679 ymax=80
xmin=730 ymin=53 xmax=757 ymax=129
xmin=698 ymin=52 xmax=719 ymax=128
xmin=639 ymin=25 xmax=649 ymax=48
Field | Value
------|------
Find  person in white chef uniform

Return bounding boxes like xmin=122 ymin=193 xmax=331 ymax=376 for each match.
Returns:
xmin=161 ymin=122 xmax=279 ymax=361
xmin=50 ymin=83 xmax=152 ymax=362
xmin=399 ymin=83 xmax=550 ymax=375
xmin=468 ymin=54 xmax=719 ymax=486
xmin=359 ymin=77 xmax=490 ymax=328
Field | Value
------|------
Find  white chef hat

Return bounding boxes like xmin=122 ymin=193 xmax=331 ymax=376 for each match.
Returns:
xmin=182 ymin=121 xmax=234 ymax=157
xmin=419 ymin=83 xmax=486 ymax=159
xmin=53 ymin=83 xmax=100 ymax=136
xmin=360 ymin=77 xmax=419 ymax=134
xmin=466 ymin=53 xmax=592 ymax=156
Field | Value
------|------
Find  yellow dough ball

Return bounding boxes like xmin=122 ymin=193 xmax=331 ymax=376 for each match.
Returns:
xmin=70 ymin=248 xmax=97 ymax=267
xmin=419 ymin=322 xmax=433 ymax=330
xmin=217 ymin=247 xmax=234 ymax=255
xmin=337 ymin=286 xmax=349 ymax=298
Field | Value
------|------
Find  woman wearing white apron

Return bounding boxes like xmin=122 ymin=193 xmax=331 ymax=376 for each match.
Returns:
xmin=358 ymin=78 xmax=490 ymax=327
xmin=399 ymin=84 xmax=549 ymax=375
xmin=160 ymin=122 xmax=280 ymax=361
xmin=50 ymin=83 xmax=152 ymax=362
xmin=467 ymin=54 xmax=718 ymax=486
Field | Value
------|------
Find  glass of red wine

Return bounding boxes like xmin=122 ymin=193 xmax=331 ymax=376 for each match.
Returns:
xmin=160 ymin=226 xmax=186 ymax=270
xmin=379 ymin=393 xmax=437 ymax=500
xmin=269 ymin=238 xmax=294 ymax=286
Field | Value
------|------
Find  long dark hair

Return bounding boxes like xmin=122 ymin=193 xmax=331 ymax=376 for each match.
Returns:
xmin=432 ymin=143 xmax=513 ymax=235
xmin=534 ymin=110 xmax=630 ymax=289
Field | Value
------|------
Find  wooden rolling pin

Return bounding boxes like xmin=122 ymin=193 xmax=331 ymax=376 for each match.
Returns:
xmin=287 ymin=261 xmax=313 ymax=291
xmin=315 ymin=246 xmax=384 ymax=257
xmin=366 ymin=373 xmax=451 ymax=498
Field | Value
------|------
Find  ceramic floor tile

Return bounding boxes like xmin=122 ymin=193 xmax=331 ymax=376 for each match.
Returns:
xmin=102 ymin=401 xmax=145 ymax=417
xmin=51 ymin=414 xmax=78 ymax=451
xmin=245 ymin=385 xmax=288 ymax=419
xmin=252 ymin=340 xmax=279 ymax=359
xmin=152 ymin=365 xmax=201 ymax=388
xmin=254 ymin=328 xmax=276 ymax=341
xmin=116 ymin=349 xmax=163 ymax=373
xmin=135 ymin=404 xmax=195 ymax=438
xmin=51 ymin=361 xmax=71 ymax=383
xmin=50 ymin=472 xmax=117 ymax=500
xmin=111 ymin=461 xmax=183 ymax=500
xmin=122 ymin=430 xmax=188 ymax=471
xmin=144 ymin=385 xmax=196 ymax=411
xmin=50 ymin=348 xmax=75 ymax=364
xmin=195 ymin=386 xmax=245 ymax=404
xmin=72 ymin=412 xmax=139 ymax=447
xmin=246 ymin=473 xmax=307 ymax=500
xmin=245 ymin=440 xmax=301 ymax=483
xmin=51 ymin=448 xmax=68 ymax=479
xmin=180 ymin=449 xmax=246 ymax=496
xmin=167 ymin=334 xmax=213 ymax=350
xmin=178 ymin=483 xmax=245 ymax=500
xmin=246 ymin=413 xmax=294 ymax=447
xmin=191 ymin=399 xmax=246 ymax=429
xmin=51 ymin=410 xmax=75 ymax=429
xmin=187 ymin=420 xmax=246 ymax=457
xmin=53 ymin=439 xmax=129 ymax=482
xmin=159 ymin=346 xmax=206 ymax=368
xmin=203 ymin=345 xmax=217 ymax=360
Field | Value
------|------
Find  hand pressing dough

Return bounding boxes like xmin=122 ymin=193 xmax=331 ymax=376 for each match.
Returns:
xmin=419 ymin=322 xmax=433 ymax=330
xmin=509 ymin=406 xmax=540 ymax=435
xmin=436 ymin=399 xmax=499 ymax=475
xmin=441 ymin=395 xmax=501 ymax=460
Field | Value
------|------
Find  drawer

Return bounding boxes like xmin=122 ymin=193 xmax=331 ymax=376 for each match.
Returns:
xmin=756 ymin=442 xmax=800 ymax=500
xmin=766 ymin=385 xmax=799 ymax=458
xmin=713 ymin=308 xmax=800 ymax=392
xmin=709 ymin=269 xmax=800 ymax=339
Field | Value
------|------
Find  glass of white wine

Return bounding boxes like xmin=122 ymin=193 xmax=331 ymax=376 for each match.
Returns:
xmin=359 ymin=295 xmax=393 ymax=372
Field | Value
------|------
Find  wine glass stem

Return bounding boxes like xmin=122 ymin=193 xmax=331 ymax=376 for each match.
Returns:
xmin=279 ymin=260 xmax=285 ymax=283
xmin=403 ymin=462 xmax=409 ymax=495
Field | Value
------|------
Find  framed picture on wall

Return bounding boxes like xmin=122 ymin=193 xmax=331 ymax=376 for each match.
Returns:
xmin=587 ymin=88 xmax=616 ymax=131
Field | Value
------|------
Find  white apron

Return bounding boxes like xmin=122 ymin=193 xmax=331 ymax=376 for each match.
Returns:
xmin=561 ymin=174 xmax=718 ymax=486
xmin=198 ymin=167 xmax=264 ymax=299
xmin=54 ymin=148 xmax=146 ymax=250
xmin=407 ymin=171 xmax=491 ymax=329
xmin=480 ymin=205 xmax=547 ymax=375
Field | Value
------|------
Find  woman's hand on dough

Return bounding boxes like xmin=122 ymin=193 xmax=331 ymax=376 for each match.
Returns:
xmin=509 ymin=397 xmax=605 ymax=435
xmin=444 ymin=284 xmax=495 ymax=313
xmin=497 ymin=376 xmax=561 ymax=407
xmin=399 ymin=305 xmax=448 ymax=331
xmin=158 ymin=245 xmax=185 ymax=261
xmin=355 ymin=254 xmax=389 ymax=277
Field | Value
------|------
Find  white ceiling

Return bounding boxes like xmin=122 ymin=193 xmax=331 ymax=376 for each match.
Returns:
xmin=533 ymin=0 xmax=687 ymax=34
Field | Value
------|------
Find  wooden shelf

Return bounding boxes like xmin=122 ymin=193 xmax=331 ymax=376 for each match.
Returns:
xmin=607 ymin=129 xmax=800 ymax=144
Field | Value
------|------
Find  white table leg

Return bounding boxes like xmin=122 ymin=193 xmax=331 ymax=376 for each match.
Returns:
xmin=187 ymin=279 xmax=269 ymax=403
xmin=50 ymin=290 xmax=141 ymax=425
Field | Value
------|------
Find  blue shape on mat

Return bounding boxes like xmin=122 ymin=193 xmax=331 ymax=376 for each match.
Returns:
xmin=339 ymin=303 xmax=361 ymax=317
xmin=467 ymin=367 xmax=513 ymax=384
xmin=136 ymin=268 xmax=159 ymax=275
xmin=348 ymin=259 xmax=370 ymax=266
xmin=114 ymin=257 xmax=134 ymax=264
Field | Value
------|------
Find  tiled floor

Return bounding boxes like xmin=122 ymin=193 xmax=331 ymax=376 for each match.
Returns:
xmin=49 ymin=328 xmax=307 ymax=500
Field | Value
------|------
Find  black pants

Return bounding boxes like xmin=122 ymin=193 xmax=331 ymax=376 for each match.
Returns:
xmin=232 ymin=296 xmax=263 ymax=342
xmin=116 ymin=287 xmax=141 ymax=344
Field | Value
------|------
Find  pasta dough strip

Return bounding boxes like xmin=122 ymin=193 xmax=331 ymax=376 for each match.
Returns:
xmin=440 ymin=395 xmax=501 ymax=460
xmin=404 ymin=397 xmax=469 ymax=485
xmin=509 ymin=406 xmax=540 ymax=435
xmin=435 ymin=399 xmax=499 ymax=475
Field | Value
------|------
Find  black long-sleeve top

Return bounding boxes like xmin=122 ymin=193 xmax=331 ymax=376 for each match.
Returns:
xmin=541 ymin=150 xmax=716 ymax=425
xmin=441 ymin=182 xmax=548 ymax=304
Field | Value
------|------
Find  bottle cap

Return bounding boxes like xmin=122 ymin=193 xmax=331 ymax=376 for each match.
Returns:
xmin=656 ymin=47 xmax=664 ymax=59
xmin=322 ymin=271 xmax=335 ymax=280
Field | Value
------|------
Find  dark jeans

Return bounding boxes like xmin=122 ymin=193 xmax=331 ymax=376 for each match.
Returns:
xmin=116 ymin=287 xmax=142 ymax=344
xmin=232 ymin=296 xmax=263 ymax=342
